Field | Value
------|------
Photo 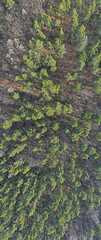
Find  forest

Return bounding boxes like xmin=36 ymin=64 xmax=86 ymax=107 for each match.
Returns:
xmin=0 ymin=0 xmax=101 ymax=239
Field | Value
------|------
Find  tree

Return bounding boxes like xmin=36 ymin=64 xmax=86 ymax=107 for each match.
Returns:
xmin=96 ymin=132 xmax=101 ymax=141
xmin=71 ymin=8 xmax=79 ymax=37
xmin=72 ymin=82 xmax=82 ymax=92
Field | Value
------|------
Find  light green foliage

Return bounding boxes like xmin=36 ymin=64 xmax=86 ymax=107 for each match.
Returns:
xmin=3 ymin=120 xmax=12 ymax=129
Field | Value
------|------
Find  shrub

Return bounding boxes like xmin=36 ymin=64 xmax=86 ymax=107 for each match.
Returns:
xmin=96 ymin=132 xmax=101 ymax=141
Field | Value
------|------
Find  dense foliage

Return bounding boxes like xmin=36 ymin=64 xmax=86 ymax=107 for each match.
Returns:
xmin=0 ymin=0 xmax=101 ymax=239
